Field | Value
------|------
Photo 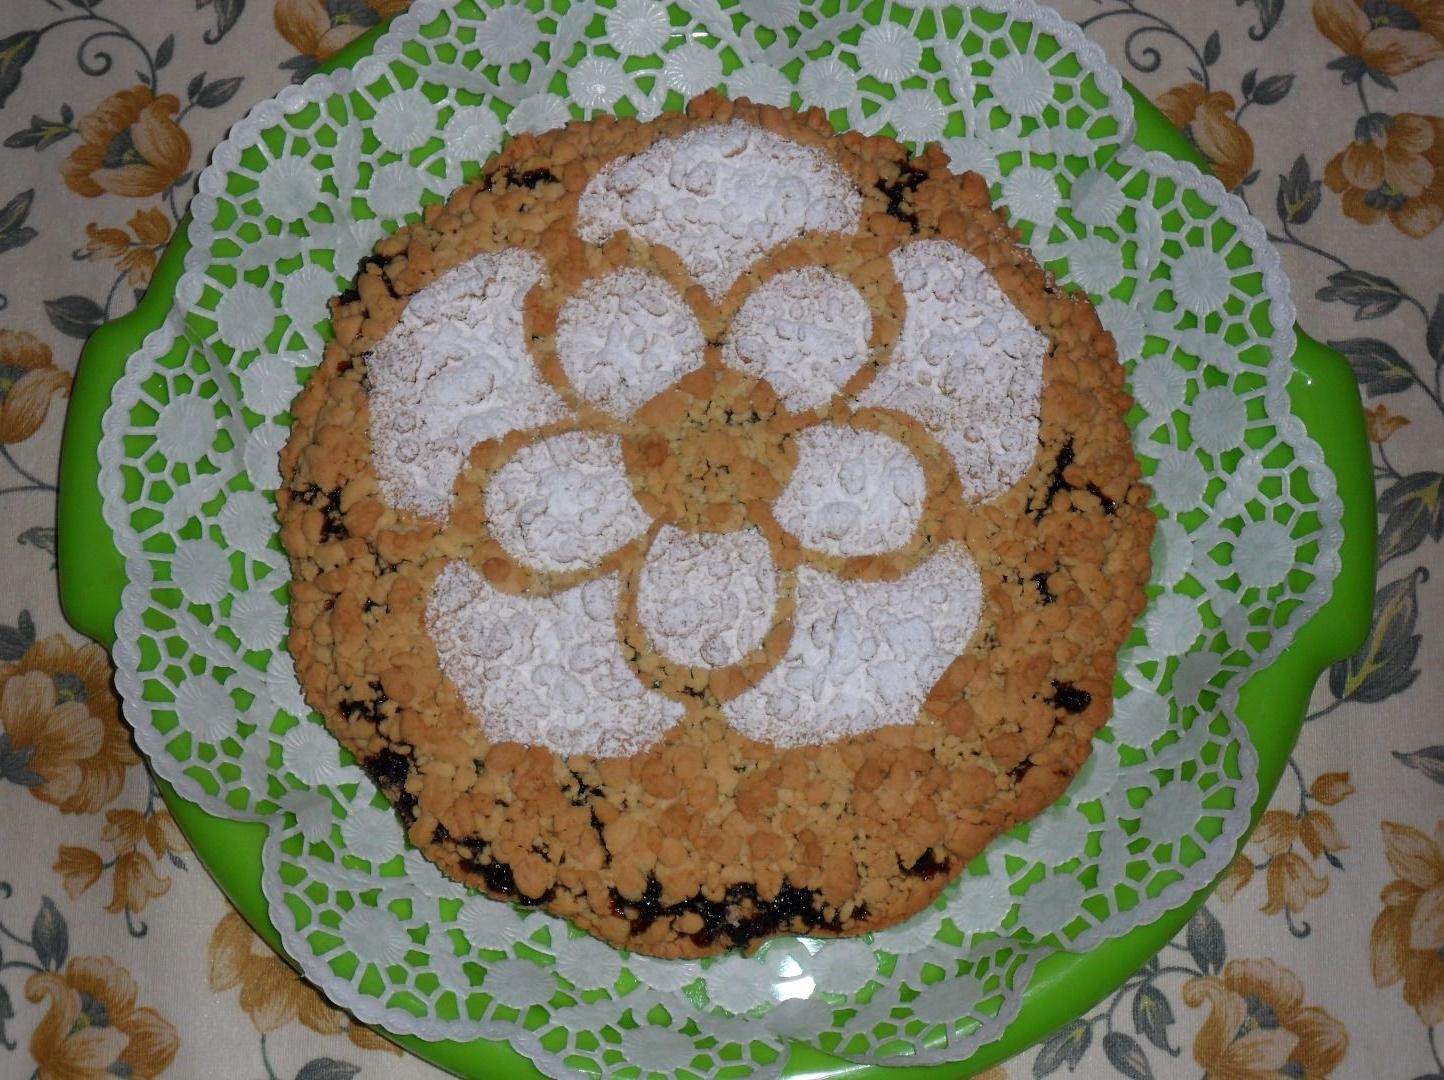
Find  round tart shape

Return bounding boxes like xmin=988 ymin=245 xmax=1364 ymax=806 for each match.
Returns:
xmin=278 ymin=93 xmax=1153 ymax=959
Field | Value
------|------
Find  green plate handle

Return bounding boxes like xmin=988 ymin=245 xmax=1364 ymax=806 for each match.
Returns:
xmin=59 ymin=220 xmax=194 ymax=648
xmin=59 ymin=313 xmax=136 ymax=648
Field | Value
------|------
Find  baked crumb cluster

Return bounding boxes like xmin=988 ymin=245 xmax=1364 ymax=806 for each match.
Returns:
xmin=279 ymin=93 xmax=1153 ymax=958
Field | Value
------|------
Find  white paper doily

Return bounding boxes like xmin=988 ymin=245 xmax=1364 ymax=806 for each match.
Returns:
xmin=95 ymin=0 xmax=1342 ymax=1075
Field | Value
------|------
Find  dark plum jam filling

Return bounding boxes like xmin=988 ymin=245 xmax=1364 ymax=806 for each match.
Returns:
xmin=609 ymin=875 xmax=849 ymax=950
xmin=875 ymin=161 xmax=929 ymax=232
xmin=1048 ymin=681 xmax=1093 ymax=714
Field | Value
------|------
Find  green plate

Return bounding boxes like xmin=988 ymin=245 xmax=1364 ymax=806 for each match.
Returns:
xmin=57 ymin=13 xmax=1375 ymax=1079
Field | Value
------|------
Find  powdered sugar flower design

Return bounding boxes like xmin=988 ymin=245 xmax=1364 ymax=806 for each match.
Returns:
xmin=368 ymin=121 xmax=1048 ymax=757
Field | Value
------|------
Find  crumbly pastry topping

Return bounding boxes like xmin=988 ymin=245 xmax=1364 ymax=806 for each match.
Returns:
xmin=279 ymin=94 xmax=1153 ymax=958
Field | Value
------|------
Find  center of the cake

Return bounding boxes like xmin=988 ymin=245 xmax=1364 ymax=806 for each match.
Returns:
xmin=622 ymin=368 xmax=798 ymax=532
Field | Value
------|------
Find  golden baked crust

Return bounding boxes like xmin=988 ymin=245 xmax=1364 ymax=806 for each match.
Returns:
xmin=278 ymin=93 xmax=1154 ymax=958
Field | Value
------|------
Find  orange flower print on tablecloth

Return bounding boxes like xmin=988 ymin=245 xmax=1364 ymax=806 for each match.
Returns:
xmin=1218 ymin=772 xmax=1353 ymax=929
xmin=102 ymin=814 xmax=167 ymax=917
xmin=1371 ymin=820 xmax=1444 ymax=1024
xmin=85 ymin=208 xmax=172 ymax=287
xmin=0 ymin=671 xmax=102 ymax=809
xmin=101 ymin=806 xmax=186 ymax=864
xmin=1314 ymin=0 xmax=1444 ymax=79
xmin=209 ymin=909 xmax=400 ymax=1053
xmin=55 ymin=845 xmax=106 ymax=899
xmin=1216 ymin=853 xmax=1257 ymax=901
xmin=1252 ymin=811 xmax=1335 ymax=917
xmin=275 ymin=0 xmax=411 ymax=71
xmin=2 ymin=632 xmax=139 ymax=813
xmin=0 ymin=331 xmax=70 ymax=446
xmin=1183 ymin=958 xmax=1349 ymax=1078
xmin=1264 ymin=851 xmax=1331 ymax=917
xmin=61 ymin=86 xmax=192 ymax=198
xmin=100 ymin=807 xmax=186 ymax=916
xmin=25 ymin=955 xmax=179 ymax=1079
xmin=1365 ymin=403 xmax=1412 ymax=441
xmin=53 ymin=807 xmax=187 ymax=915
xmin=1156 ymin=83 xmax=1256 ymax=190
xmin=1326 ymin=113 xmax=1444 ymax=237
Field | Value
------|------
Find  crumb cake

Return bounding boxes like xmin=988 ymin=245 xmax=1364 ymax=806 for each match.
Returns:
xmin=278 ymin=93 xmax=1154 ymax=959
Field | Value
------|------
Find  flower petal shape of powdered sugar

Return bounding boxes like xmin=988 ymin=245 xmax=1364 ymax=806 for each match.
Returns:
xmin=855 ymin=240 xmax=1047 ymax=503
xmin=636 ymin=526 xmax=777 ymax=669
xmin=721 ymin=267 xmax=872 ymax=412
xmin=555 ymin=269 xmax=705 ymax=419
xmin=484 ymin=431 xmax=651 ymax=574
xmin=427 ymin=564 xmax=683 ymax=757
xmin=366 ymin=248 xmax=570 ymax=521
xmin=576 ymin=121 xmax=862 ymax=300
xmin=724 ymin=543 xmax=981 ymax=746
xmin=772 ymin=424 xmax=926 ymax=557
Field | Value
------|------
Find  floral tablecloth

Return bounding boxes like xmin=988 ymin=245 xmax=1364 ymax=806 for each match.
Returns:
xmin=0 ymin=0 xmax=1439 ymax=1077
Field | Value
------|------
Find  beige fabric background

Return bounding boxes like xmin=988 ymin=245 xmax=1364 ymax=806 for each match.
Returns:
xmin=0 ymin=0 xmax=1439 ymax=1077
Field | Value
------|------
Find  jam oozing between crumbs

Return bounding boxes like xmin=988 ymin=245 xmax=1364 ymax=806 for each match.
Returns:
xmin=1029 ymin=438 xmax=1120 ymax=520
xmin=609 ymin=875 xmax=851 ymax=950
xmin=1048 ymin=681 xmax=1093 ymax=714
xmin=875 ymin=160 xmax=929 ymax=232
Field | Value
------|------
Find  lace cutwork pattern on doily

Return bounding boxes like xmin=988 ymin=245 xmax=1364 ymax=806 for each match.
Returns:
xmin=97 ymin=0 xmax=1339 ymax=1073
